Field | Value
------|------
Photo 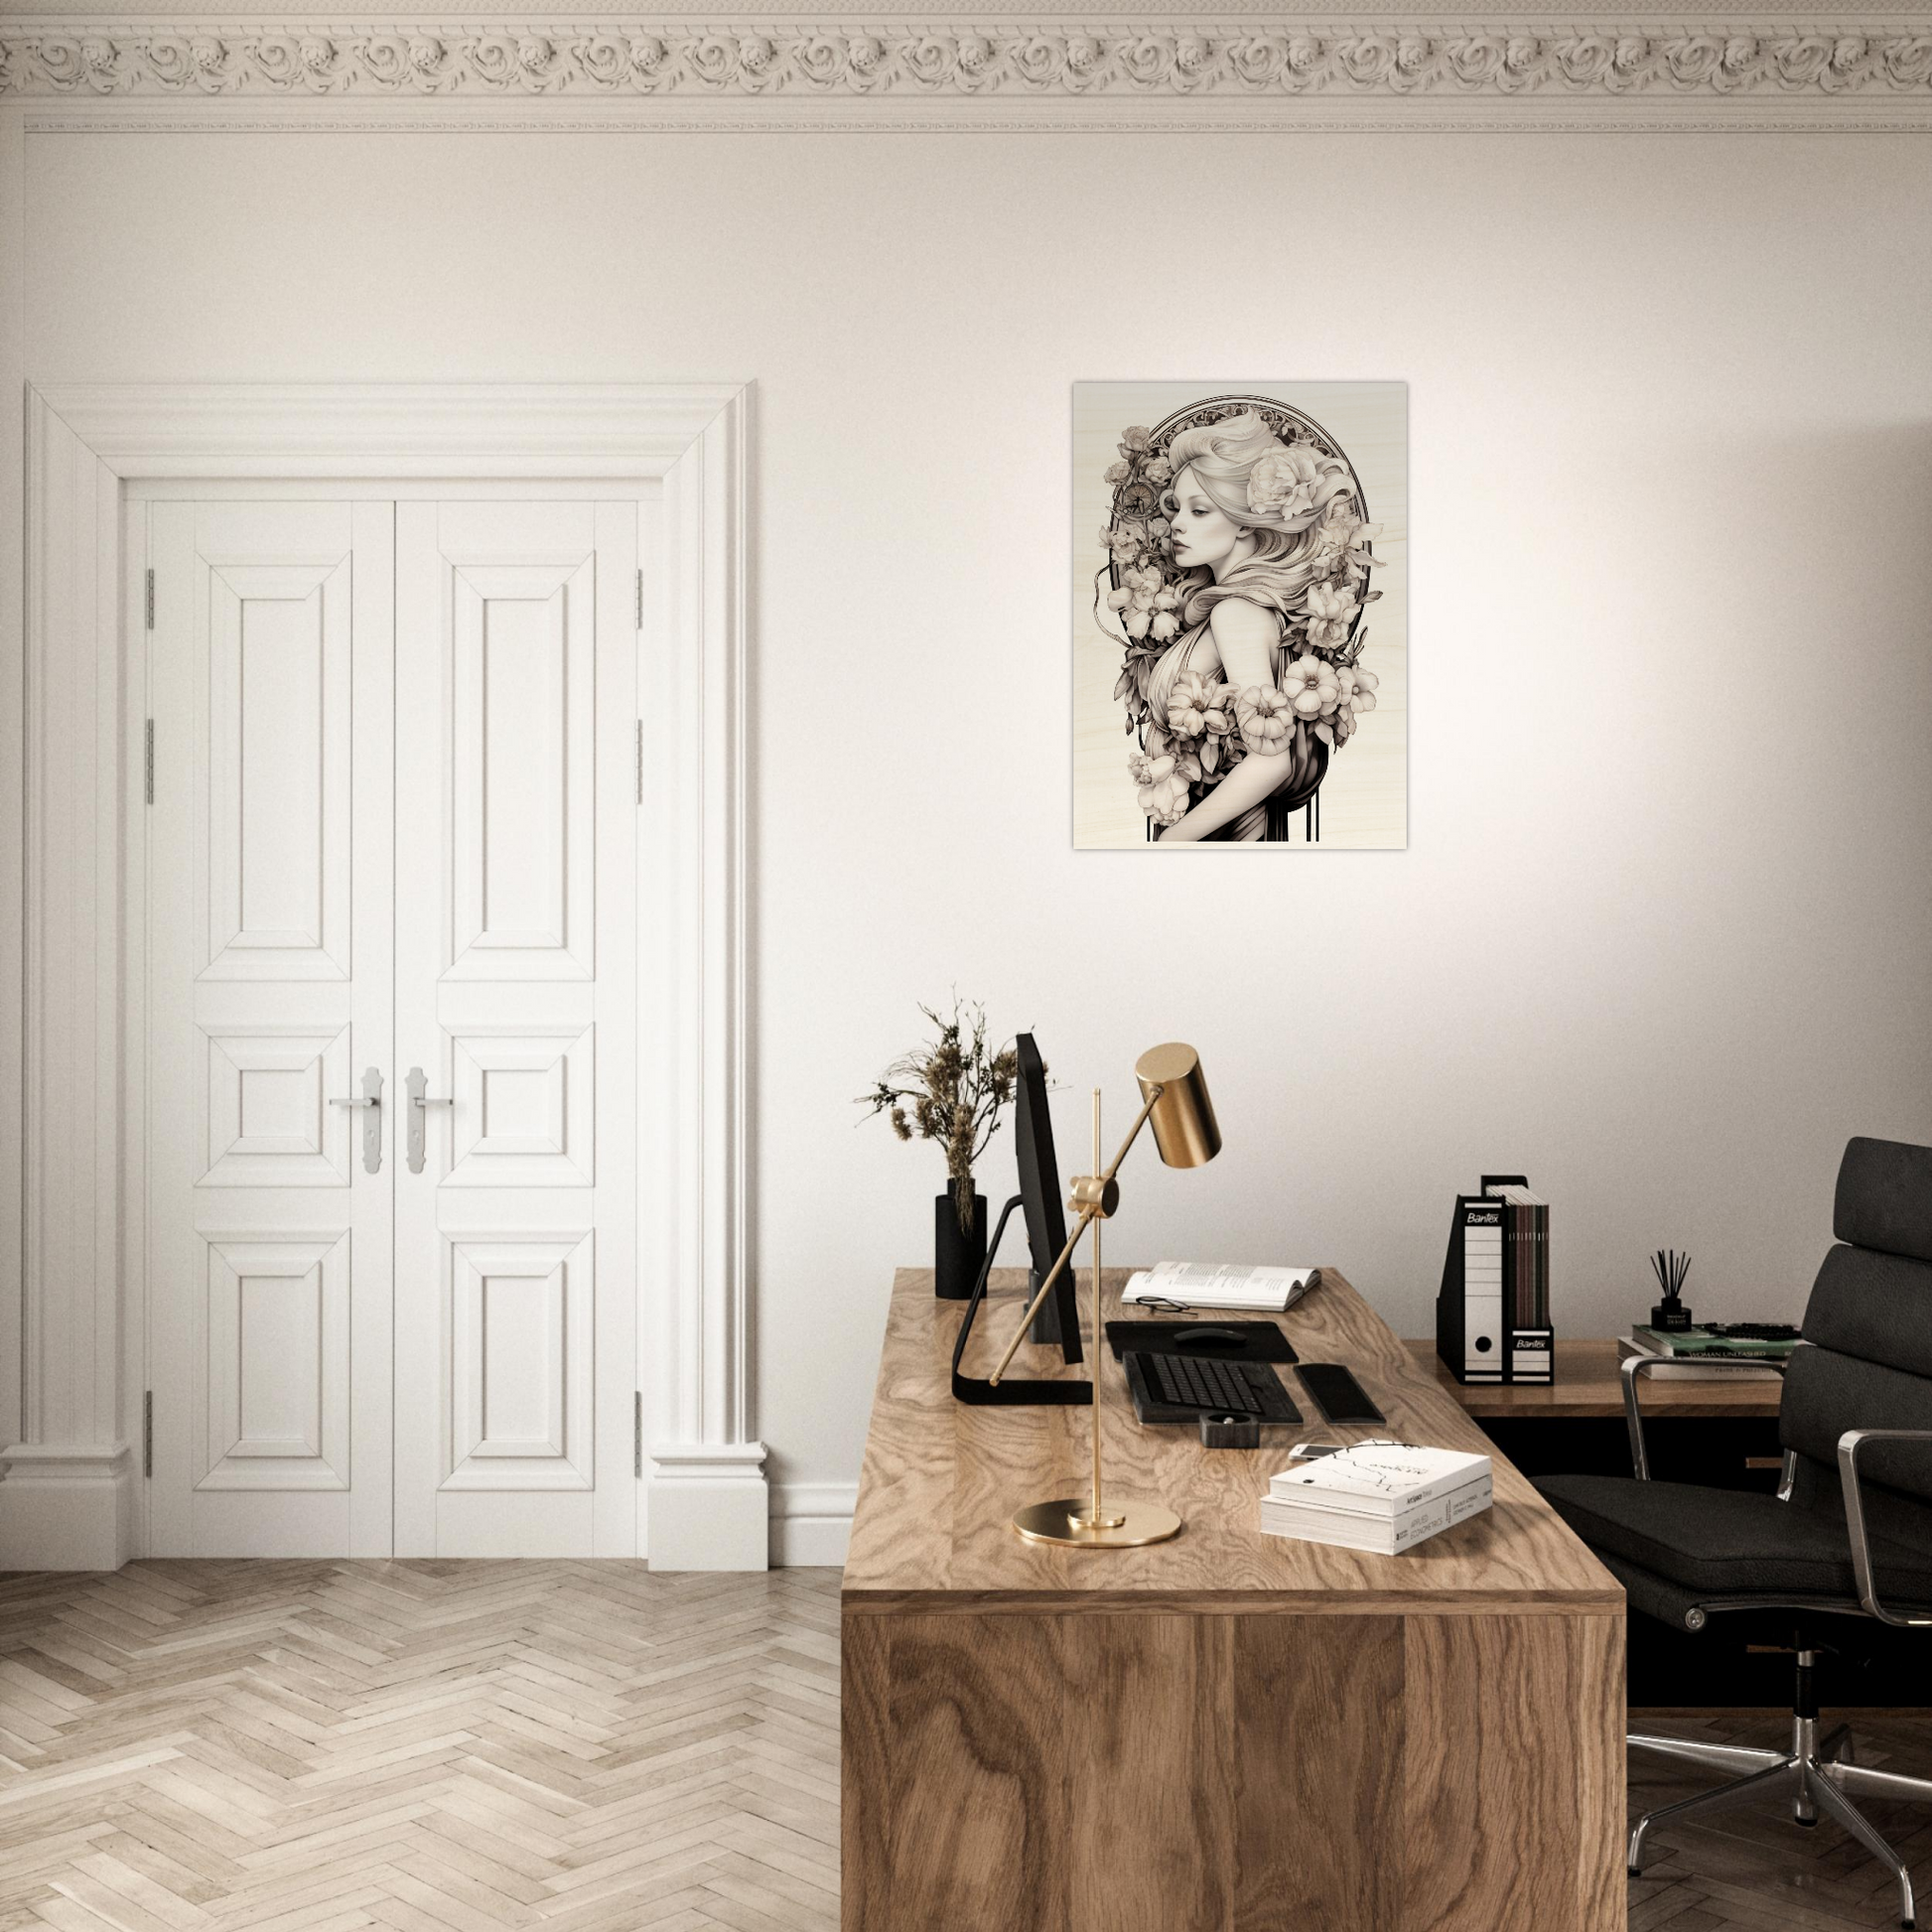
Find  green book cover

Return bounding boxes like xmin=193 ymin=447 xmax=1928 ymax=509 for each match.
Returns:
xmin=1632 ymin=1325 xmax=1798 ymax=1359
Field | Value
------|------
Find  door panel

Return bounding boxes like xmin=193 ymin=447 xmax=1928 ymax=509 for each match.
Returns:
xmin=393 ymin=501 xmax=637 ymax=1557
xmin=148 ymin=500 xmax=395 ymax=1557
xmin=449 ymin=564 xmax=595 ymax=978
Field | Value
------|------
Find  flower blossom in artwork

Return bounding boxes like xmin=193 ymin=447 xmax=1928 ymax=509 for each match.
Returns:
xmin=1335 ymin=663 xmax=1379 ymax=714
xmin=1119 ymin=425 xmax=1152 ymax=455
xmin=1165 ymin=670 xmax=1221 ymax=740
xmin=1107 ymin=564 xmax=1170 ymax=641
xmin=1235 ymin=684 xmax=1297 ymax=756
xmin=1100 ymin=523 xmax=1143 ymax=564
xmin=1144 ymin=455 xmax=1173 ymax=484
xmin=1306 ymin=496 xmax=1382 ymax=585
xmin=1103 ymin=459 xmax=1131 ymax=485
xmin=1318 ymin=663 xmax=1380 ymax=748
xmin=1166 ymin=675 xmax=1240 ymax=769
xmin=1128 ymin=749 xmax=1191 ymax=826
xmin=1281 ymin=653 xmax=1340 ymax=720
xmin=1304 ymin=583 xmax=1359 ymax=650
xmin=1246 ymin=440 xmax=1354 ymax=533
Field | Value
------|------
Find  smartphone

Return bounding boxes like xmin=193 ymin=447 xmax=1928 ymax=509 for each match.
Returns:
xmin=1296 ymin=1363 xmax=1386 ymax=1426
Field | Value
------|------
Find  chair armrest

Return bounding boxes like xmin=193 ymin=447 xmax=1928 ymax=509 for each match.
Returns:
xmin=1838 ymin=1429 xmax=1932 ymax=1627
xmin=1621 ymin=1351 xmax=1788 ymax=1481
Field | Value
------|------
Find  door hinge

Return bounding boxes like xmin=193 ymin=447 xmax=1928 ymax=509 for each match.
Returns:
xmin=635 ymin=721 xmax=644 ymax=806
xmin=633 ymin=1393 xmax=643 ymax=1479
xmin=635 ymin=568 xmax=644 ymax=631
xmin=143 ymin=1391 xmax=153 ymax=1477
xmin=144 ymin=568 xmax=155 ymax=630
xmin=144 ymin=720 xmax=155 ymax=805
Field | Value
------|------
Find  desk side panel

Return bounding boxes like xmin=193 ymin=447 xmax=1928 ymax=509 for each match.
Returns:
xmin=1402 ymin=1611 xmax=1625 ymax=1932
xmin=848 ymin=1610 xmax=1072 ymax=1932
xmin=1068 ymin=1613 xmax=1234 ymax=1931
xmin=841 ymin=1602 xmax=1622 ymax=1932
xmin=1235 ymin=1614 xmax=1405 ymax=1931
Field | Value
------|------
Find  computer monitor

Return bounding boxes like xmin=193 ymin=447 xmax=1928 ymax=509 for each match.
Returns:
xmin=1013 ymin=1033 xmax=1083 ymax=1364
xmin=948 ymin=1032 xmax=1090 ymax=1406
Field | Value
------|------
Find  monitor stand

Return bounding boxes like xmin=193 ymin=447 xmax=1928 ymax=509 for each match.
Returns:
xmin=951 ymin=1195 xmax=1092 ymax=1407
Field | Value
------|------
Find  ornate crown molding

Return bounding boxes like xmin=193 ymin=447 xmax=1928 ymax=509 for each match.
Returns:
xmin=3 ymin=16 xmax=1930 ymax=122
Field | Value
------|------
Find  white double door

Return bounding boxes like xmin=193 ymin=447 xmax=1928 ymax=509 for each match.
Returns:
xmin=146 ymin=494 xmax=638 ymax=1557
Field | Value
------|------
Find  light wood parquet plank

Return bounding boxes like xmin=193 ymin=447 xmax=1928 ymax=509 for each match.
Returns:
xmin=0 ymin=1566 xmax=841 ymax=1932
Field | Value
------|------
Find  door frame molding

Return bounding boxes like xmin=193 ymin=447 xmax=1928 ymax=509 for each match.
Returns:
xmin=4 ymin=381 xmax=763 ymax=1570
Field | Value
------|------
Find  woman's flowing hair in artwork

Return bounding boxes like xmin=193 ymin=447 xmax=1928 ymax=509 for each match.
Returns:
xmin=1101 ymin=397 xmax=1381 ymax=843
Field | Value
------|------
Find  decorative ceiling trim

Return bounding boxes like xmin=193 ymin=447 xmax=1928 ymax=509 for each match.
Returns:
xmin=4 ymin=18 xmax=1931 ymax=123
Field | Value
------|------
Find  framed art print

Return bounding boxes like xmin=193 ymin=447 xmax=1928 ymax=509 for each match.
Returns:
xmin=1073 ymin=382 xmax=1407 ymax=848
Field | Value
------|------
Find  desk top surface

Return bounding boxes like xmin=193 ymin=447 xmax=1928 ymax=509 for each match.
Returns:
xmin=1408 ymin=1337 xmax=1785 ymax=1419
xmin=843 ymin=1267 xmax=1621 ymax=1615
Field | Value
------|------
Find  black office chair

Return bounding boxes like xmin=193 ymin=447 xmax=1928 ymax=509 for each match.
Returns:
xmin=1537 ymin=1136 xmax=1932 ymax=1930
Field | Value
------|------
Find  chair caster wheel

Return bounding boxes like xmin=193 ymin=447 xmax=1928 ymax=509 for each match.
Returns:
xmin=1627 ymin=1868 xmax=1641 ymax=1878
xmin=1795 ymin=1816 xmax=1818 ymax=1828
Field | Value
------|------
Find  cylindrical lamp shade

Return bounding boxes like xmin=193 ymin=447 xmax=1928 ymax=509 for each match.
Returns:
xmin=1134 ymin=1042 xmax=1221 ymax=1169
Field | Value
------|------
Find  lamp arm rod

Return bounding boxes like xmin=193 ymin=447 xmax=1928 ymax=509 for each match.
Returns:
xmin=987 ymin=1085 xmax=1165 ymax=1387
xmin=1096 ymin=1084 xmax=1164 ymax=1187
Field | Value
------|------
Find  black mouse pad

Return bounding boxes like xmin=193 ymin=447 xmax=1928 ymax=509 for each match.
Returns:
xmin=1104 ymin=1319 xmax=1298 ymax=1364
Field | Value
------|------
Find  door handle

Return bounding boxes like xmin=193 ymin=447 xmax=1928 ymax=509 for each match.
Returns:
xmin=329 ymin=1066 xmax=385 ymax=1174
xmin=405 ymin=1065 xmax=454 ymax=1175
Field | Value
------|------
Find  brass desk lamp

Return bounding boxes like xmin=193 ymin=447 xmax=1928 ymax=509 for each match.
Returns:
xmin=987 ymin=1041 xmax=1221 ymax=1549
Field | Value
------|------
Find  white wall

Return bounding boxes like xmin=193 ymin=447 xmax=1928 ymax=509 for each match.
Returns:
xmin=21 ymin=128 xmax=1932 ymax=1541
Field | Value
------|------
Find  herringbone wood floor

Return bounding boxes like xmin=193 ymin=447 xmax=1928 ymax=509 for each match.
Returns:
xmin=0 ymin=1562 xmax=840 ymax=1932
xmin=1629 ymin=1706 xmax=1932 ymax=1931
xmin=4 ymin=1562 xmax=1932 ymax=1930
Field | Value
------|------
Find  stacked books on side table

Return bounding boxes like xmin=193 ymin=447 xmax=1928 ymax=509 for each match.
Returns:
xmin=1617 ymin=1321 xmax=1801 ymax=1382
xmin=1258 ymin=1442 xmax=1493 ymax=1556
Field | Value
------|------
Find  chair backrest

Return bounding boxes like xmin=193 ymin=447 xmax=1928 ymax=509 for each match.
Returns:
xmin=1780 ymin=1138 xmax=1932 ymax=1542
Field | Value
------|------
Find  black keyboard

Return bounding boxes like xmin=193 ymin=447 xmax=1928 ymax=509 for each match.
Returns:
xmin=1127 ymin=1350 xmax=1302 ymax=1423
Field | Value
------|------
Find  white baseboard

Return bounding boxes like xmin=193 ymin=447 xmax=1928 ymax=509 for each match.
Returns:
xmin=646 ymin=1441 xmax=769 ymax=1571
xmin=0 ymin=1443 xmax=136 ymax=1571
xmin=770 ymin=1481 xmax=855 ymax=1568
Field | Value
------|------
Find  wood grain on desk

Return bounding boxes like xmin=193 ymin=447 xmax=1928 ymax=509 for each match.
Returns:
xmin=843 ymin=1267 xmax=1621 ymax=1612
xmin=841 ymin=1267 xmax=1626 ymax=1932
xmin=1409 ymin=1336 xmax=1785 ymax=1418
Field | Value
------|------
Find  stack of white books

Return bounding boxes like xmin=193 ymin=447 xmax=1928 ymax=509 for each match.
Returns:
xmin=1259 ymin=1442 xmax=1493 ymax=1556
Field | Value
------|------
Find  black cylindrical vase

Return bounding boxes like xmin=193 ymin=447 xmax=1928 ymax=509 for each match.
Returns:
xmin=934 ymin=1183 xmax=988 ymax=1300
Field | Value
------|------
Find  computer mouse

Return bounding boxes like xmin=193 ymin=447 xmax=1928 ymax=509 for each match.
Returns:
xmin=1175 ymin=1326 xmax=1247 ymax=1350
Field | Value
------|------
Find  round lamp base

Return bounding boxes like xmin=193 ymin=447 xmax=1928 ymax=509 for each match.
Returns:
xmin=1012 ymin=1496 xmax=1182 ymax=1549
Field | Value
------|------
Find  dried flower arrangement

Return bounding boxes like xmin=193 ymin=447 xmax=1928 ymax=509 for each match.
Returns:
xmin=860 ymin=999 xmax=1021 ymax=1233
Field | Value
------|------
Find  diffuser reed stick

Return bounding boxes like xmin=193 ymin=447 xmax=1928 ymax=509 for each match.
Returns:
xmin=1649 ymin=1248 xmax=1694 ymax=1331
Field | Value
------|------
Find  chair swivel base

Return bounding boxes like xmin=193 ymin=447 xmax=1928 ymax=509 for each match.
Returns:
xmin=1629 ymin=1716 xmax=1930 ymax=1929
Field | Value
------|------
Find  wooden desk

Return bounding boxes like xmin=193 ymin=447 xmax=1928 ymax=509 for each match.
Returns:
xmin=1407 ymin=1337 xmax=1783 ymax=1419
xmin=843 ymin=1269 xmax=1625 ymax=1932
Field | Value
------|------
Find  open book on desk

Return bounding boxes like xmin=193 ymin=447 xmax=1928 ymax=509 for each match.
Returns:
xmin=1122 ymin=1261 xmax=1319 ymax=1313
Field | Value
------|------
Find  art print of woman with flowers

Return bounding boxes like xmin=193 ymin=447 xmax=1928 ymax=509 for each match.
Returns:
xmin=1093 ymin=394 xmax=1392 ymax=844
